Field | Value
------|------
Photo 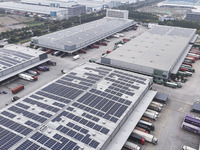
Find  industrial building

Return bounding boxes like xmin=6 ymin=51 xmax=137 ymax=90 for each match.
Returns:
xmin=0 ymin=44 xmax=50 ymax=82
xmin=185 ymin=11 xmax=200 ymax=22
xmin=31 ymin=9 xmax=134 ymax=53
xmin=0 ymin=62 xmax=156 ymax=150
xmin=0 ymin=2 xmax=78 ymax=19
xmin=101 ymin=25 xmax=198 ymax=79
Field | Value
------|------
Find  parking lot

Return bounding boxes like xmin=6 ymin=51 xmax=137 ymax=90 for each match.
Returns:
xmin=139 ymin=56 xmax=200 ymax=150
xmin=0 ymin=25 xmax=147 ymax=109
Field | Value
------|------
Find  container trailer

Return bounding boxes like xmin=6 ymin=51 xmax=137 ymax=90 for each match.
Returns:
xmin=151 ymin=101 xmax=163 ymax=108
xmin=182 ymin=146 xmax=197 ymax=150
xmin=136 ymin=123 xmax=151 ymax=133
xmin=139 ymin=120 xmax=155 ymax=131
xmin=47 ymin=60 xmax=56 ymax=66
xmin=19 ymin=73 xmax=37 ymax=81
xmin=135 ymin=126 xmax=149 ymax=134
xmin=182 ymin=62 xmax=193 ymax=67
xmin=132 ymin=129 xmax=158 ymax=144
xmin=128 ymin=133 xmax=145 ymax=145
xmin=148 ymin=103 xmax=162 ymax=112
xmin=27 ymin=70 xmax=38 ymax=76
xmin=146 ymin=109 xmax=159 ymax=115
xmin=163 ymin=82 xmax=182 ymax=88
xmin=93 ymin=44 xmax=99 ymax=48
xmin=184 ymin=114 xmax=200 ymax=127
xmin=11 ymin=85 xmax=24 ymax=94
xmin=181 ymin=121 xmax=200 ymax=135
xmin=100 ymin=42 xmax=107 ymax=46
xmin=184 ymin=59 xmax=194 ymax=63
xmin=124 ymin=141 xmax=140 ymax=150
xmin=143 ymin=111 xmax=158 ymax=120
xmin=141 ymin=117 xmax=153 ymax=123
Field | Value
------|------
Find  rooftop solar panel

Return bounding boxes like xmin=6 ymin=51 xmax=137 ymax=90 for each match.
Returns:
xmin=0 ymin=63 xmax=152 ymax=150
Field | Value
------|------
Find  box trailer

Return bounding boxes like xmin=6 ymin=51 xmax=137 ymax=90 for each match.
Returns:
xmin=146 ymin=109 xmax=159 ymax=116
xmin=19 ymin=73 xmax=37 ymax=81
xmin=133 ymin=129 xmax=158 ymax=145
xmin=11 ymin=85 xmax=24 ymax=94
xmin=27 ymin=70 xmax=38 ymax=76
xmin=148 ymin=103 xmax=162 ymax=112
xmin=143 ymin=111 xmax=158 ymax=120
xmin=139 ymin=120 xmax=155 ymax=131
xmin=150 ymin=101 xmax=163 ymax=108
xmin=141 ymin=117 xmax=153 ymax=123
xmin=128 ymin=133 xmax=145 ymax=145
xmin=124 ymin=141 xmax=140 ymax=150
xmin=136 ymin=123 xmax=151 ymax=133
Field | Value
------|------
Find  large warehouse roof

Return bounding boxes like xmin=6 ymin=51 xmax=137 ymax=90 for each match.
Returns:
xmin=0 ymin=63 xmax=153 ymax=150
xmin=0 ymin=44 xmax=49 ymax=82
xmin=101 ymin=25 xmax=197 ymax=77
xmin=0 ymin=2 xmax=67 ymax=14
xmin=32 ymin=16 xmax=134 ymax=52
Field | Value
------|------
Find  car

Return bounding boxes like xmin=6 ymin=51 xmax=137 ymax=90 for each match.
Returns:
xmin=60 ymin=52 xmax=68 ymax=58
xmin=11 ymin=96 xmax=20 ymax=102
xmin=2 ymin=91 xmax=7 ymax=94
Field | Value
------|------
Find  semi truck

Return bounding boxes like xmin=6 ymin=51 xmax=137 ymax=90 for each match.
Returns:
xmin=143 ymin=111 xmax=158 ymax=120
xmin=151 ymin=101 xmax=163 ymax=108
xmin=148 ymin=103 xmax=162 ymax=112
xmin=19 ymin=73 xmax=37 ymax=81
xmin=141 ymin=117 xmax=153 ymax=123
xmin=146 ymin=109 xmax=159 ymax=116
xmin=93 ymin=44 xmax=99 ymax=48
xmin=180 ymin=66 xmax=195 ymax=73
xmin=47 ymin=60 xmax=56 ymax=66
xmin=124 ymin=141 xmax=140 ymax=150
xmin=163 ymin=82 xmax=182 ymax=88
xmin=128 ymin=133 xmax=145 ymax=145
xmin=73 ymin=55 xmax=80 ymax=61
xmin=27 ymin=70 xmax=38 ymax=76
xmin=135 ymin=126 xmax=149 ymax=134
xmin=136 ymin=123 xmax=151 ymax=133
xmin=11 ymin=85 xmax=24 ymax=94
xmin=182 ymin=145 xmax=197 ymax=150
xmin=182 ymin=62 xmax=193 ymax=67
xmin=132 ymin=129 xmax=158 ymax=145
xmin=139 ymin=120 xmax=155 ymax=131
xmin=38 ymin=66 xmax=49 ymax=71
xmin=100 ymin=42 xmax=107 ymax=46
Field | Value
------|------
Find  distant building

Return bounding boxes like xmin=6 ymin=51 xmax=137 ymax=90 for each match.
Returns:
xmin=185 ymin=11 xmax=200 ymax=22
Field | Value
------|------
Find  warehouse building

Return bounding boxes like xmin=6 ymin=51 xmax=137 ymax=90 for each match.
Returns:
xmin=0 ymin=44 xmax=50 ymax=82
xmin=101 ymin=25 xmax=198 ymax=79
xmin=0 ymin=62 xmax=156 ymax=150
xmin=0 ymin=2 xmax=69 ymax=19
xmin=31 ymin=9 xmax=135 ymax=53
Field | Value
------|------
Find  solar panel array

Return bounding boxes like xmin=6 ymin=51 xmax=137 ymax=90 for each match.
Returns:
xmin=0 ymin=48 xmax=34 ymax=71
xmin=0 ymin=63 xmax=152 ymax=150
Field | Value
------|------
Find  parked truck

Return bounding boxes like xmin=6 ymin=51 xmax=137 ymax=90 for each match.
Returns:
xmin=141 ymin=117 xmax=153 ymax=123
xmin=182 ymin=62 xmax=193 ymax=67
xmin=180 ymin=66 xmax=195 ymax=73
xmin=135 ymin=126 xmax=149 ymax=134
xmin=124 ymin=141 xmax=140 ymax=150
xmin=151 ymin=101 xmax=163 ymax=108
xmin=136 ymin=123 xmax=151 ymax=133
xmin=11 ymin=85 xmax=24 ymax=94
xmin=148 ymin=103 xmax=162 ymax=112
xmin=38 ymin=66 xmax=49 ymax=71
xmin=182 ymin=146 xmax=197 ymax=150
xmin=93 ymin=44 xmax=99 ymax=48
xmin=100 ymin=42 xmax=107 ymax=46
xmin=47 ymin=60 xmax=56 ymax=66
xmin=143 ymin=111 xmax=158 ymax=120
xmin=139 ymin=120 xmax=155 ymax=131
xmin=146 ymin=109 xmax=159 ymax=116
xmin=73 ymin=55 xmax=80 ymax=61
xmin=19 ymin=73 xmax=37 ymax=81
xmin=132 ymin=129 xmax=158 ymax=145
xmin=27 ymin=70 xmax=38 ymax=76
xmin=163 ymin=82 xmax=182 ymax=88
xmin=128 ymin=133 xmax=145 ymax=145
